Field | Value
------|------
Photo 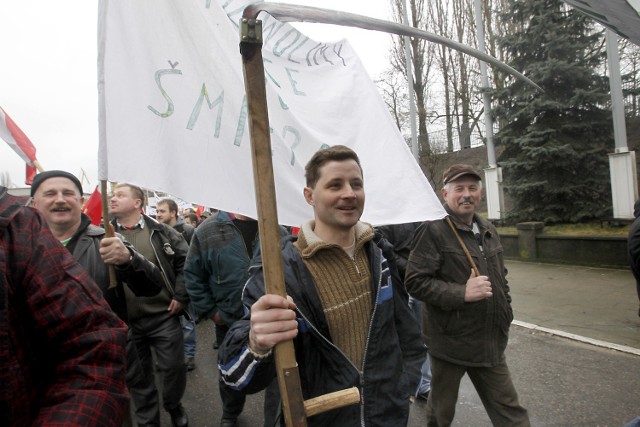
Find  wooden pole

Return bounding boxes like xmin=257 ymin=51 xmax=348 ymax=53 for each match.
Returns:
xmin=240 ymin=16 xmax=359 ymax=426
xmin=32 ymin=159 xmax=45 ymax=173
xmin=240 ymin=18 xmax=308 ymax=427
xmin=100 ymin=180 xmax=118 ymax=289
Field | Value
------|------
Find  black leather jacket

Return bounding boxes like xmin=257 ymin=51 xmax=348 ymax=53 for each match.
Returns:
xmin=111 ymin=215 xmax=190 ymax=307
xmin=71 ymin=214 xmax=164 ymax=321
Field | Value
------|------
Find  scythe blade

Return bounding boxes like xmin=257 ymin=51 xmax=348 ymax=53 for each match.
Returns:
xmin=243 ymin=2 xmax=542 ymax=92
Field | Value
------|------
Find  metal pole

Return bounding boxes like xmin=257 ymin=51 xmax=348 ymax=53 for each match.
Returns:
xmin=473 ymin=0 xmax=495 ymax=167
xmin=474 ymin=0 xmax=504 ymax=220
xmin=606 ymin=29 xmax=628 ymax=153
xmin=605 ymin=29 xmax=636 ymax=219
xmin=402 ymin=0 xmax=419 ymax=161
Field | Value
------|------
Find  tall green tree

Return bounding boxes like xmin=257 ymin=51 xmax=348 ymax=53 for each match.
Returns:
xmin=493 ymin=0 xmax=613 ymax=224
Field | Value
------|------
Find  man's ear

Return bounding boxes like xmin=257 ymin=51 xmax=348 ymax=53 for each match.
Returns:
xmin=303 ymin=186 xmax=314 ymax=206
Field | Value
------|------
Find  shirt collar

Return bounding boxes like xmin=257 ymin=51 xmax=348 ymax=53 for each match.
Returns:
xmin=117 ymin=215 xmax=145 ymax=231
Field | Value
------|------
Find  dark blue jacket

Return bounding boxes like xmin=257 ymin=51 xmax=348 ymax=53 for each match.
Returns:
xmin=218 ymin=231 xmax=425 ymax=427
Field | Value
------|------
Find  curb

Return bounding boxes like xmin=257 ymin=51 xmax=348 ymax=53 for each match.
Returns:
xmin=513 ymin=320 xmax=640 ymax=357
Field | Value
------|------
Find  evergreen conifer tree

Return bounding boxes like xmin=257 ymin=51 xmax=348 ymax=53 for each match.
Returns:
xmin=493 ymin=0 xmax=613 ymax=223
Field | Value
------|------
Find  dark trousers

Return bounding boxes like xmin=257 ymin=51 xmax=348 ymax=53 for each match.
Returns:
xmin=127 ymin=312 xmax=187 ymax=427
xmin=427 ymin=354 xmax=530 ymax=427
xmin=216 ymin=323 xmax=246 ymax=419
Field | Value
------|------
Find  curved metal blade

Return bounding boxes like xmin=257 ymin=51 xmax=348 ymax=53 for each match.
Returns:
xmin=243 ymin=2 xmax=542 ymax=92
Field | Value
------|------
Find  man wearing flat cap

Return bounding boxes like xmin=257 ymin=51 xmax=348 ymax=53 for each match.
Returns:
xmin=405 ymin=164 xmax=530 ymax=426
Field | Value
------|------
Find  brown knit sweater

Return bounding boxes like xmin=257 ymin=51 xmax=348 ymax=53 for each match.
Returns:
xmin=294 ymin=221 xmax=375 ymax=369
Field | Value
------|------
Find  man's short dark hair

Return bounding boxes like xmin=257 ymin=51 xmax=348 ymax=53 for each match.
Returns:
xmin=185 ymin=213 xmax=198 ymax=224
xmin=304 ymin=145 xmax=362 ymax=188
xmin=115 ymin=183 xmax=146 ymax=207
xmin=158 ymin=199 xmax=179 ymax=219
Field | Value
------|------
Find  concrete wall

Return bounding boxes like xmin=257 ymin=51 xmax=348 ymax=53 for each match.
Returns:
xmin=500 ymin=223 xmax=628 ymax=268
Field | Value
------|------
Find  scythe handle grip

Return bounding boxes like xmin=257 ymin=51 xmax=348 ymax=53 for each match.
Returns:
xmin=303 ymin=387 xmax=361 ymax=418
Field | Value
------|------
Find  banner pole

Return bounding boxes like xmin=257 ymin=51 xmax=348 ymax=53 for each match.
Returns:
xmin=100 ymin=180 xmax=118 ymax=289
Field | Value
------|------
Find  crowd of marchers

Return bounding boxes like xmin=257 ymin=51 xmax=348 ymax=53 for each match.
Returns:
xmin=4 ymin=145 xmax=563 ymax=427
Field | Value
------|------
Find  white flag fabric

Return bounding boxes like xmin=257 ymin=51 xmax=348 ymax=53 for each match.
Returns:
xmin=98 ymin=0 xmax=445 ymax=226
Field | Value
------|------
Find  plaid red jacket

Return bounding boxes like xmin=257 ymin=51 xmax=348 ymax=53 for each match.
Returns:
xmin=0 ymin=187 xmax=128 ymax=426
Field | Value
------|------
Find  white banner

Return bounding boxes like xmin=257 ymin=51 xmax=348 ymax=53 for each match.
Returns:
xmin=98 ymin=0 xmax=445 ymax=226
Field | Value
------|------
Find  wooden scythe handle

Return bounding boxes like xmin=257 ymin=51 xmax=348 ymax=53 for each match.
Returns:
xmin=100 ymin=180 xmax=118 ymax=289
xmin=240 ymin=17 xmax=360 ymax=426
xmin=303 ymin=387 xmax=361 ymax=418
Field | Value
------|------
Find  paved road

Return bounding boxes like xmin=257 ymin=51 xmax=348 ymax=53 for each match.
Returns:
xmin=506 ymin=260 xmax=640 ymax=350
xmin=151 ymin=261 xmax=640 ymax=426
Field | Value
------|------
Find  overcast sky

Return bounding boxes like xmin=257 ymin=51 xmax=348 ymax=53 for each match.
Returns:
xmin=0 ymin=0 xmax=395 ymax=190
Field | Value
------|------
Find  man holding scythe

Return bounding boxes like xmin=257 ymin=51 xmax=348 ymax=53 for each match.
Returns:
xmin=218 ymin=145 xmax=425 ymax=426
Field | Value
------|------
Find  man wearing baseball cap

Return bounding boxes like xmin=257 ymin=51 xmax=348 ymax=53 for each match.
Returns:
xmin=405 ymin=164 xmax=530 ymax=426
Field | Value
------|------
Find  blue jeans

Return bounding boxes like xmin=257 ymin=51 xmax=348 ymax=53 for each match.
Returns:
xmin=180 ymin=304 xmax=197 ymax=359
xmin=418 ymin=354 xmax=432 ymax=394
xmin=409 ymin=296 xmax=431 ymax=394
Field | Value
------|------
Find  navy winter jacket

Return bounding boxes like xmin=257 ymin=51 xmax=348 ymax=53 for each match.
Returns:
xmin=218 ymin=232 xmax=425 ymax=427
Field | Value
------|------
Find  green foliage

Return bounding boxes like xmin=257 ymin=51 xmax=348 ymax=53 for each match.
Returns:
xmin=493 ymin=0 xmax=614 ymax=224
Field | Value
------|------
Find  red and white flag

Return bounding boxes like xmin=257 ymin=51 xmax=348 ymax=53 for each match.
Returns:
xmin=0 ymin=106 xmax=40 ymax=184
xmin=25 ymin=164 xmax=37 ymax=185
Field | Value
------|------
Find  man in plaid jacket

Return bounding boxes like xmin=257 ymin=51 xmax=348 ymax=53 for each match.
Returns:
xmin=0 ymin=186 xmax=128 ymax=426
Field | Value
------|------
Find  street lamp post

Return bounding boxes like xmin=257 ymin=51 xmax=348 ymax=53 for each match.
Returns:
xmin=474 ymin=0 xmax=504 ymax=220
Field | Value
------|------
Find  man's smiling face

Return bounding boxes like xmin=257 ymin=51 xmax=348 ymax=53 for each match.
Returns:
xmin=31 ymin=176 xmax=84 ymax=232
xmin=304 ymin=159 xmax=365 ymax=234
xmin=442 ymin=176 xmax=482 ymax=224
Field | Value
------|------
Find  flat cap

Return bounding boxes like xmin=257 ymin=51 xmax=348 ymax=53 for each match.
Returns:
xmin=442 ymin=164 xmax=482 ymax=185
